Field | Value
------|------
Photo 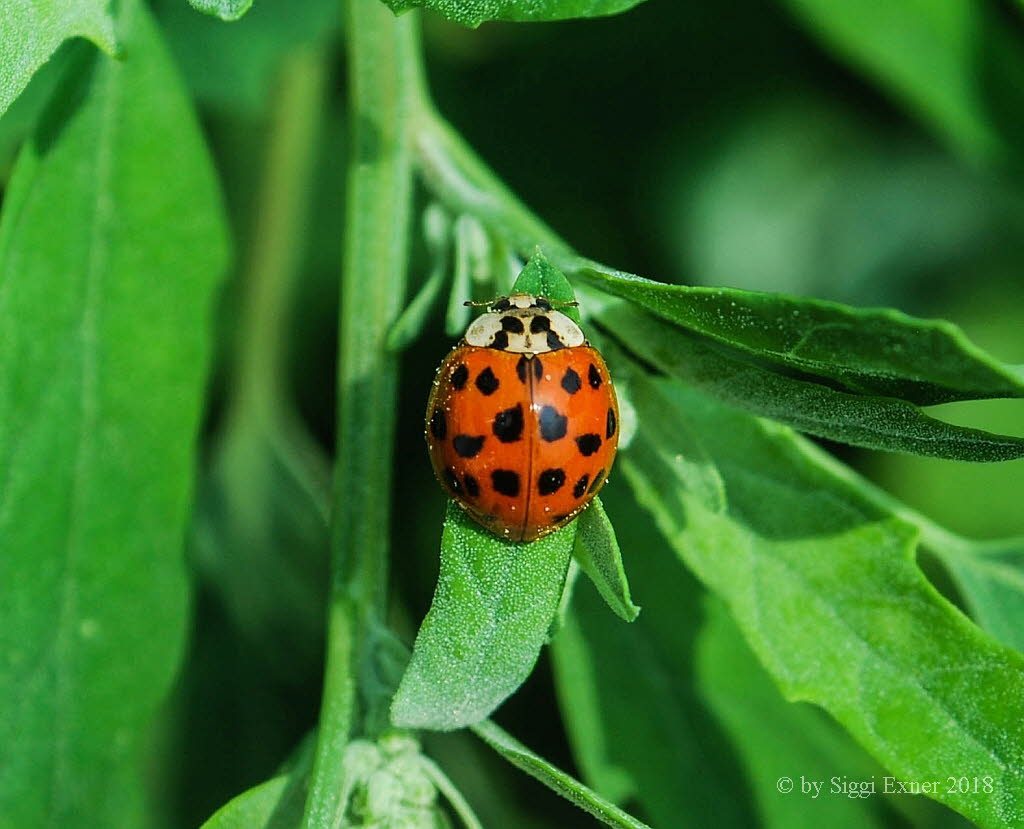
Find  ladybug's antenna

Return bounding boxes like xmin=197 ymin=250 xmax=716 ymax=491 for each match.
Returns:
xmin=463 ymin=299 xmax=496 ymax=307
xmin=547 ymin=298 xmax=579 ymax=309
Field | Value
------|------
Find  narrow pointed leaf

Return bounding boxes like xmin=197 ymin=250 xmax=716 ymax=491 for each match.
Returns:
xmin=378 ymin=0 xmax=649 ymax=28
xmin=598 ymin=303 xmax=1024 ymax=461
xmin=471 ymin=719 xmax=651 ymax=829
xmin=577 ymin=261 xmax=1024 ymax=404
xmin=572 ymin=498 xmax=639 ymax=622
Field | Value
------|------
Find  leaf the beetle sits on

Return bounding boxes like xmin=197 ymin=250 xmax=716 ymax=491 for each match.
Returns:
xmin=574 ymin=261 xmax=1024 ymax=404
xmin=391 ymin=502 xmax=576 ymax=730
xmin=0 ymin=0 xmax=116 ymax=117
xmin=598 ymin=302 xmax=1024 ymax=461
xmin=572 ymin=498 xmax=640 ymax=622
xmin=618 ymin=374 xmax=1024 ymax=828
xmin=512 ymin=248 xmax=581 ymax=322
xmin=378 ymin=0 xmax=648 ymax=28
xmin=0 ymin=0 xmax=230 ymax=823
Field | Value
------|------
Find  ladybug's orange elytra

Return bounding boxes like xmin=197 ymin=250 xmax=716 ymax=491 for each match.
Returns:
xmin=425 ymin=294 xmax=618 ymax=542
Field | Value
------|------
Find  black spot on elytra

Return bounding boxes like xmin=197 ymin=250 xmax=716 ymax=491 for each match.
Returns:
xmin=573 ymin=474 xmax=589 ymax=498
xmin=493 ymin=404 xmax=524 ymax=442
xmin=576 ymin=434 xmax=602 ymax=456
xmin=588 ymin=468 xmax=605 ymax=493
xmin=491 ymin=330 xmax=509 ymax=350
xmin=516 ymin=356 xmax=529 ymax=383
xmin=463 ymin=474 xmax=480 ymax=497
xmin=546 ymin=330 xmax=565 ymax=351
xmin=500 ymin=315 xmax=525 ymax=333
xmin=491 ymin=469 xmax=520 ymax=497
xmin=444 ymin=469 xmax=461 ymax=494
xmin=539 ymin=406 xmax=568 ymax=441
xmin=606 ymin=407 xmax=617 ymax=439
xmin=561 ymin=367 xmax=581 ymax=394
xmin=538 ymin=468 xmax=566 ymax=495
xmin=453 ymin=434 xmax=485 ymax=458
xmin=429 ymin=408 xmax=446 ymax=440
xmin=530 ymin=315 xmax=551 ymax=333
xmin=533 ymin=357 xmax=544 ymax=381
xmin=475 ymin=367 xmax=499 ymax=395
xmin=451 ymin=364 xmax=469 ymax=390
xmin=588 ymin=364 xmax=602 ymax=389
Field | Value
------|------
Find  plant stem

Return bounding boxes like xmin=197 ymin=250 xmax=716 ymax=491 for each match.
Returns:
xmin=233 ymin=46 xmax=326 ymax=420
xmin=301 ymin=2 xmax=418 ymax=825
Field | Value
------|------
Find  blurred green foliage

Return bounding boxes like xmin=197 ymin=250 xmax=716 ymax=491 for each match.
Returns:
xmin=2 ymin=0 xmax=1024 ymax=827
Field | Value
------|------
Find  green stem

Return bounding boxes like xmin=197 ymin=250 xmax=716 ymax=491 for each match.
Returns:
xmin=233 ymin=46 xmax=326 ymax=420
xmin=302 ymin=2 xmax=418 ymax=826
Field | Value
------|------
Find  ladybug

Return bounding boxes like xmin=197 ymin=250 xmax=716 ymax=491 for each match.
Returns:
xmin=425 ymin=293 xmax=619 ymax=542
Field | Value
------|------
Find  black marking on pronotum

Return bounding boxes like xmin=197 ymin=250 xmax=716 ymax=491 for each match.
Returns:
xmin=453 ymin=434 xmax=485 ymax=458
xmin=491 ymin=330 xmax=510 ymax=350
xmin=588 ymin=468 xmax=605 ymax=493
xmin=492 ymin=298 xmax=512 ymax=311
xmin=539 ymin=406 xmax=568 ymax=442
xmin=561 ymin=367 xmax=581 ymax=394
xmin=493 ymin=404 xmax=524 ymax=442
xmin=475 ymin=367 xmax=499 ymax=395
xmin=533 ymin=357 xmax=544 ymax=381
xmin=500 ymin=315 xmax=525 ymax=333
xmin=606 ymin=407 xmax=617 ymax=439
xmin=576 ymin=433 xmax=602 ymax=456
xmin=451 ymin=364 xmax=469 ymax=390
xmin=573 ymin=474 xmax=589 ymax=498
xmin=491 ymin=469 xmax=520 ymax=497
xmin=444 ymin=469 xmax=462 ymax=494
xmin=588 ymin=363 xmax=602 ymax=389
xmin=535 ymin=298 xmax=552 ymax=311
xmin=429 ymin=409 xmax=447 ymax=440
xmin=538 ymin=468 xmax=566 ymax=495
xmin=516 ymin=355 xmax=529 ymax=383
xmin=546 ymin=330 xmax=565 ymax=351
xmin=529 ymin=315 xmax=551 ymax=334
xmin=463 ymin=473 xmax=480 ymax=497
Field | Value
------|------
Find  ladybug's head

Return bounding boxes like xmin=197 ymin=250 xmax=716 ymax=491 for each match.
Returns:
xmin=463 ymin=293 xmax=585 ymax=353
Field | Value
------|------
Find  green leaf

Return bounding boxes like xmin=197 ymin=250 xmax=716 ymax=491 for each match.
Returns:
xmin=934 ymin=539 xmax=1024 ymax=655
xmin=379 ymin=0 xmax=648 ymax=27
xmin=512 ymin=248 xmax=581 ymax=323
xmin=0 ymin=0 xmax=230 ymax=824
xmin=572 ymin=498 xmax=640 ymax=622
xmin=189 ymin=0 xmax=254 ymax=21
xmin=552 ymin=486 xmax=755 ymax=829
xmin=391 ymin=502 xmax=575 ymax=730
xmin=152 ymin=0 xmax=338 ymax=115
xmin=471 ymin=719 xmax=651 ymax=829
xmin=577 ymin=262 xmax=1024 ymax=404
xmin=697 ymin=597 xmax=897 ymax=829
xmin=201 ymin=778 xmax=290 ymax=829
xmin=0 ymin=0 xmax=116 ymax=117
xmin=775 ymin=0 xmax=1002 ymax=162
xmin=598 ymin=303 xmax=1024 ymax=461
xmin=618 ymin=374 xmax=1024 ymax=828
